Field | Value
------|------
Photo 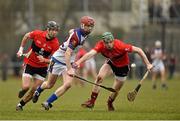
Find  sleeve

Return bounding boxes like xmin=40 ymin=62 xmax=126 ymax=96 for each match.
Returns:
xmin=93 ymin=41 xmax=103 ymax=53
xmin=29 ymin=30 xmax=40 ymax=39
xmin=121 ymin=42 xmax=133 ymax=53
xmin=68 ymin=34 xmax=79 ymax=50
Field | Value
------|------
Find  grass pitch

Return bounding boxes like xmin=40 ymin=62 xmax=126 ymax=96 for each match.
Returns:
xmin=0 ymin=76 xmax=180 ymax=120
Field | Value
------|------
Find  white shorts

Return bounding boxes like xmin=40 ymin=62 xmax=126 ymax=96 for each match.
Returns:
xmin=48 ymin=59 xmax=67 ymax=76
xmin=152 ymin=60 xmax=165 ymax=72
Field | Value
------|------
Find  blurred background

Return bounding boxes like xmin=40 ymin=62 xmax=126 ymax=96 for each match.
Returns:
xmin=0 ymin=0 xmax=179 ymax=80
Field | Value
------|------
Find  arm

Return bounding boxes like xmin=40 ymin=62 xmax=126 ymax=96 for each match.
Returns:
xmin=76 ymin=49 xmax=97 ymax=66
xmin=37 ymin=41 xmax=60 ymax=64
xmin=37 ymin=55 xmax=50 ymax=64
xmin=17 ymin=32 xmax=31 ymax=57
xmin=65 ymin=47 xmax=73 ymax=70
xmin=132 ymin=46 xmax=153 ymax=70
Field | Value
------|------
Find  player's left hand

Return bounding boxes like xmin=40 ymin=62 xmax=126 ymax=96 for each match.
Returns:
xmin=67 ymin=68 xmax=75 ymax=77
xmin=37 ymin=55 xmax=45 ymax=62
xmin=17 ymin=47 xmax=24 ymax=57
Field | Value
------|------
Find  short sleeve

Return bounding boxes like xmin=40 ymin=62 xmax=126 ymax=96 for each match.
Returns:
xmin=93 ymin=41 xmax=104 ymax=53
xmin=68 ymin=34 xmax=79 ymax=50
xmin=29 ymin=30 xmax=41 ymax=39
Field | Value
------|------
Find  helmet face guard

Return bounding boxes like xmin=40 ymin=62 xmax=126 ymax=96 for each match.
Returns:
xmin=102 ymin=32 xmax=114 ymax=43
xmin=46 ymin=21 xmax=60 ymax=31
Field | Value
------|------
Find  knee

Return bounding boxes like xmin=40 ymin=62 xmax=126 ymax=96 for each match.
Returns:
xmin=22 ymin=86 xmax=30 ymax=91
xmin=63 ymin=82 xmax=72 ymax=90
xmin=46 ymin=83 xmax=54 ymax=89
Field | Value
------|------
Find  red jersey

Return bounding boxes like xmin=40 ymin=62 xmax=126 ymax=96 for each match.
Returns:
xmin=93 ymin=39 xmax=132 ymax=67
xmin=24 ymin=30 xmax=60 ymax=67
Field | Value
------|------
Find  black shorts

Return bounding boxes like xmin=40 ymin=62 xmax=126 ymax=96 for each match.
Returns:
xmin=24 ymin=64 xmax=48 ymax=78
xmin=107 ymin=60 xmax=129 ymax=77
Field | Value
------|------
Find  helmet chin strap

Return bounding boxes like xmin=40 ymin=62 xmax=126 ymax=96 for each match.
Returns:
xmin=80 ymin=24 xmax=91 ymax=35
xmin=81 ymin=24 xmax=85 ymax=29
xmin=46 ymin=33 xmax=54 ymax=40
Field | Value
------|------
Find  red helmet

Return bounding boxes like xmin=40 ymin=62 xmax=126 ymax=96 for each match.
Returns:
xmin=80 ymin=16 xmax=95 ymax=26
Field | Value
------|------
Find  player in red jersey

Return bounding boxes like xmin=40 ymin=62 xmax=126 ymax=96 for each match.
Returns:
xmin=16 ymin=21 xmax=60 ymax=111
xmin=75 ymin=32 xmax=153 ymax=111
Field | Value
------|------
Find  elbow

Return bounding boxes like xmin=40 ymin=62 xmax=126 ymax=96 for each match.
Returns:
xmin=133 ymin=46 xmax=142 ymax=53
xmin=24 ymin=33 xmax=30 ymax=39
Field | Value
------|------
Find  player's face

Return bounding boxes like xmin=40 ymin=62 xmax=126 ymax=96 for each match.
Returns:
xmin=104 ymin=40 xmax=114 ymax=50
xmin=47 ymin=29 xmax=58 ymax=39
xmin=81 ymin=24 xmax=94 ymax=34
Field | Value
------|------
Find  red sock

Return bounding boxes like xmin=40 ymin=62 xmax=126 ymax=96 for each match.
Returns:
xmin=91 ymin=92 xmax=98 ymax=103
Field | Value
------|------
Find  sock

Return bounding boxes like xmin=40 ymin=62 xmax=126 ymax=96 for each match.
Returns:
xmin=47 ymin=93 xmax=58 ymax=104
xmin=20 ymin=100 xmax=26 ymax=106
xmin=91 ymin=92 xmax=98 ymax=103
xmin=37 ymin=86 xmax=44 ymax=93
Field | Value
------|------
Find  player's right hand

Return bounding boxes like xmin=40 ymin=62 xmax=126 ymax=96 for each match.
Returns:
xmin=16 ymin=47 xmax=24 ymax=57
xmin=147 ymin=63 xmax=153 ymax=72
xmin=72 ymin=62 xmax=79 ymax=69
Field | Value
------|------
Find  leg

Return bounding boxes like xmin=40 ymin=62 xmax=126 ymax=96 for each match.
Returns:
xmin=152 ymin=71 xmax=157 ymax=89
xmin=32 ymin=73 xmax=58 ymax=103
xmin=160 ymin=68 xmax=168 ymax=89
xmin=24 ymin=79 xmax=43 ymax=102
xmin=41 ymin=73 xmax=58 ymax=89
xmin=54 ymin=70 xmax=73 ymax=96
xmin=42 ymin=71 xmax=74 ymax=110
xmin=16 ymin=75 xmax=32 ymax=111
xmin=107 ymin=78 xmax=124 ymax=111
xmin=92 ymin=63 xmax=112 ymax=93
xmin=16 ymin=79 xmax=43 ymax=111
xmin=18 ymin=74 xmax=31 ymax=98
xmin=81 ymin=63 xmax=112 ymax=108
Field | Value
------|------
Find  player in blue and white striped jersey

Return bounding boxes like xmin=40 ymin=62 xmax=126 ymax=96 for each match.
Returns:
xmin=32 ymin=16 xmax=95 ymax=110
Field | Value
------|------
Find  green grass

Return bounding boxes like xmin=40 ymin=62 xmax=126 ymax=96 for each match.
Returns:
xmin=0 ymin=76 xmax=180 ymax=120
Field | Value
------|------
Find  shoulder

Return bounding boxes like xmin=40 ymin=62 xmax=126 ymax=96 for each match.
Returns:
xmin=52 ymin=38 xmax=60 ymax=45
xmin=114 ymin=39 xmax=123 ymax=44
xmin=31 ymin=30 xmax=43 ymax=34
xmin=29 ymin=30 xmax=44 ymax=36
xmin=94 ymin=40 xmax=104 ymax=49
xmin=97 ymin=40 xmax=104 ymax=45
xmin=69 ymin=28 xmax=78 ymax=39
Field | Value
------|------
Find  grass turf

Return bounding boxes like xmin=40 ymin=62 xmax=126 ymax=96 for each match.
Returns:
xmin=0 ymin=76 xmax=180 ymax=120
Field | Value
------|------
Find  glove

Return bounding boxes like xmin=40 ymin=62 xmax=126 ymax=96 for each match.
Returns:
xmin=17 ymin=47 xmax=24 ymax=57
